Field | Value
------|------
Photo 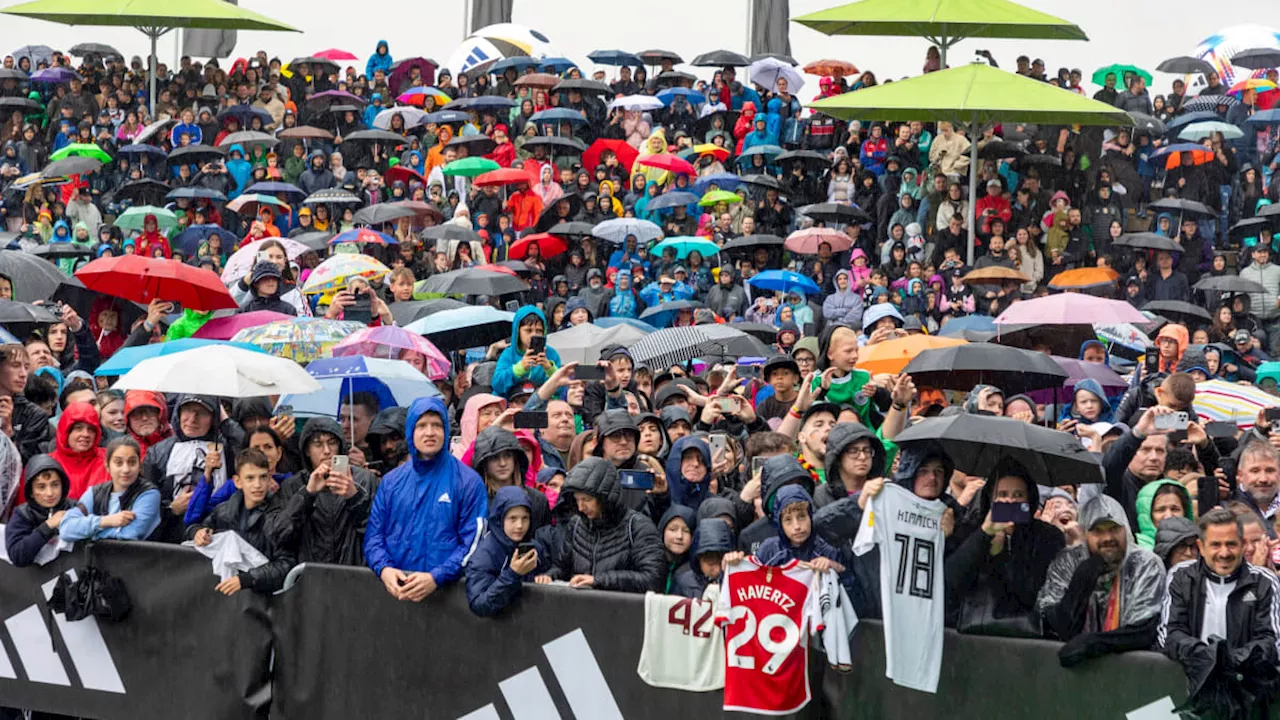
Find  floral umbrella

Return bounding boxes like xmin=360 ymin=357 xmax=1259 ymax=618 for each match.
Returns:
xmin=330 ymin=325 xmax=451 ymax=380
xmin=301 ymin=254 xmax=390 ymax=295
xmin=232 ymin=318 xmax=367 ymax=363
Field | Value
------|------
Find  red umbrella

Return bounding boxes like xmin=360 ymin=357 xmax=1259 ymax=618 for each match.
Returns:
xmin=637 ymin=153 xmax=696 ymax=176
xmin=582 ymin=139 xmax=639 ymax=174
xmin=508 ymin=233 xmax=568 ymax=260
xmin=314 ymin=48 xmax=358 ymax=62
xmin=384 ymin=165 xmax=427 ymax=187
xmin=473 ymin=263 xmax=518 ymax=277
xmin=475 ymin=167 xmax=537 ymax=188
xmin=76 ymin=255 xmax=237 ymax=311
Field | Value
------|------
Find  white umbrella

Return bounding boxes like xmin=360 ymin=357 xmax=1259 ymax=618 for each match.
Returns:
xmin=609 ymin=95 xmax=665 ymax=112
xmin=748 ymin=57 xmax=804 ymax=93
xmin=547 ymin=322 xmax=649 ymax=365
xmin=592 ymin=217 xmax=663 ymax=245
xmin=111 ymin=345 xmax=322 ymax=397
xmin=134 ymin=118 xmax=173 ymax=144
xmin=1179 ymin=121 xmax=1244 ymax=141
xmin=373 ymin=106 xmax=428 ymax=131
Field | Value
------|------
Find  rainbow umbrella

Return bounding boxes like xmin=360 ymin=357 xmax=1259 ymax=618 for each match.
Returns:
xmin=1194 ymin=379 xmax=1278 ymax=430
xmin=227 ymin=193 xmax=289 ymax=215
xmin=331 ymin=325 xmax=451 ymax=380
xmin=232 ymin=318 xmax=367 ymax=363
xmin=301 ymin=254 xmax=390 ymax=295
xmin=1229 ymin=78 xmax=1278 ymax=95
xmin=397 ymin=85 xmax=452 ymax=107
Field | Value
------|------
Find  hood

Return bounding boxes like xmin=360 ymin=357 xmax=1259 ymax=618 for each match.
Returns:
xmin=825 ymin=422 xmax=885 ymax=489
xmin=228 ymin=143 xmax=246 ymax=159
xmin=52 ymin=219 xmax=70 ymax=240
xmin=592 ymin=410 xmax=640 ymax=460
xmin=1070 ymin=378 xmax=1114 ymax=423
xmin=510 ymin=305 xmax=547 ymax=350
xmin=558 ymin=456 xmax=624 ymax=521
xmin=658 ymin=504 xmax=697 ymax=552
xmin=367 ymin=406 xmax=407 ymax=440
xmin=859 ymin=303 xmax=904 ymax=332
xmin=697 ymin=495 xmax=737 ymax=526
xmin=769 ymin=484 xmax=818 ymax=553
xmin=405 ymin=396 xmax=452 ymax=470
xmin=306 ymin=148 xmax=327 ymax=165
xmin=473 ymin=426 xmax=528 ymax=480
xmin=172 ymin=395 xmax=220 ymax=442
xmin=231 ymin=397 xmax=272 ymax=426
xmin=760 ymin=454 xmax=814 ymax=516
xmin=55 ymin=402 xmax=102 ymax=457
xmin=666 ymin=436 xmax=712 ymax=510
xmin=376 ymin=40 xmax=389 ymax=54
xmin=487 ymin=485 xmax=534 ymax=549
xmin=1153 ymin=516 xmax=1199 ymax=565
xmin=1135 ymin=478 xmax=1194 ymax=549
xmin=963 ymin=384 xmax=1002 ymax=413
xmin=298 ymin=416 xmax=347 ymax=471
xmin=1080 ymin=494 xmax=1134 ymax=543
xmin=692 ymin=517 xmax=735 ymax=557
xmin=971 ymin=457 xmax=1042 ymax=526
xmin=1156 ymin=323 xmax=1189 ymax=359
xmin=1078 ymin=339 xmax=1110 ymax=364
xmin=459 ymin=393 xmax=506 ymax=450
xmin=892 ymin=443 xmax=955 ymax=494
xmin=23 ymin=454 xmax=71 ymax=514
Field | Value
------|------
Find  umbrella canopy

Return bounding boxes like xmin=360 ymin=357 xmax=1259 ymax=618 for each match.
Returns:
xmin=474 ymin=167 xmax=537 ymax=188
xmin=547 ymin=322 xmax=650 ymax=365
xmin=637 ymin=154 xmax=697 ymax=176
xmin=113 ymin=178 xmax=172 ymax=205
xmin=894 ymin=413 xmax=1102 ymax=486
xmin=290 ymin=232 xmax=336 ymax=252
xmin=1232 ymin=48 xmax=1280 ymax=70
xmin=646 ymin=191 xmax=700 ymax=211
xmin=216 ymin=130 xmax=277 ymax=148
xmin=692 ymin=50 xmax=750 ymax=67
xmin=110 ymin=345 xmax=319 ymax=397
xmin=41 ymin=156 xmax=101 ymax=178
xmin=995 ymin=293 xmax=1148 ymax=326
xmin=115 ymin=205 xmax=179 ymax=232
xmin=582 ymin=138 xmax=640 ymax=173
xmin=0 ymin=299 xmax=60 ymax=336
xmin=1157 ymin=56 xmax=1215 ymax=75
xmin=587 ymin=50 xmax=643 ymax=67
xmin=722 ymin=234 xmax=785 ymax=258
xmin=650 ymin=236 xmax=719 ymax=260
xmin=232 ymin=318 xmax=367 ymax=363
xmin=786 ymin=227 xmax=853 ymax=254
xmin=994 ymin=323 xmax=1103 ymax=359
xmin=226 ymin=193 xmax=288 ymax=215
xmin=1143 ymin=300 xmax=1212 ymax=324
xmin=856 ymin=334 xmax=967 ymax=375
xmin=404 ymin=306 xmax=515 ymax=352
xmin=191 ymin=310 xmax=295 ymax=340
xmin=313 ymin=48 xmax=357 ymax=61
xmin=629 ymin=325 xmax=767 ymax=370
xmin=963 ymin=266 xmax=1030 ymax=284
xmin=388 ymin=298 xmax=466 ymax=326
xmin=75 ymin=255 xmax=236 ymax=311
xmin=509 ymin=233 xmax=568 ymax=261
xmin=1148 ymin=197 xmax=1215 ymax=218
xmin=749 ymin=57 xmax=804 ymax=93
xmin=302 ymin=254 xmax=390 ymax=295
xmin=49 ymin=143 xmax=111 ymax=163
xmin=692 ymin=173 xmax=743 ymax=195
xmin=278 ymin=126 xmax=335 ymax=140
xmin=0 ymin=250 xmax=82 ymax=303
xmin=93 ymin=337 xmax=264 ymax=376
xmin=1194 ymin=379 xmax=1277 ymax=430
xmin=513 ymin=73 xmax=561 ymax=90
xmin=796 ymin=203 xmax=872 ymax=225
xmin=416 ymin=268 xmax=530 ymax=296
xmin=1046 ymin=267 xmax=1119 ymax=291
xmin=331 ymin=325 xmax=451 ymax=381
xmin=221 ymin=237 xmax=313 ymax=284
xmin=609 ymin=95 xmax=665 ymax=112
xmin=1027 ymin=356 xmax=1129 ymax=405
xmin=282 ymin=357 xmax=440 ymax=421
xmin=351 ymin=204 xmax=416 ymax=226
xmin=746 ymin=270 xmax=821 ymax=295
xmin=903 ymin=344 xmax=1069 ymax=395
xmin=442 ymin=157 xmax=500 ymax=178
xmin=1180 ymin=121 xmax=1243 ymax=141
xmin=546 ymin=222 xmax=595 ymax=239
xmin=1113 ymin=232 xmax=1183 ymax=253
xmin=1193 ymin=275 xmax=1266 ymax=295
xmin=304 ymin=188 xmax=361 ymax=206
xmin=592 ymin=217 xmax=663 ymax=245
xmin=1092 ymin=64 xmax=1152 ymax=87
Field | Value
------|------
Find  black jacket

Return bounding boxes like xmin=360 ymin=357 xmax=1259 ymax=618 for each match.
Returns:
xmin=3 ymin=454 xmax=73 ymax=567
xmin=738 ymin=455 xmax=816 ymax=555
xmin=185 ymin=489 xmax=295 ymax=594
xmin=547 ymin=457 xmax=665 ymax=593
xmin=813 ymin=423 xmax=885 ymax=509
xmin=10 ymin=393 xmax=52 ymax=464
xmin=471 ymin=425 xmax=551 ymax=529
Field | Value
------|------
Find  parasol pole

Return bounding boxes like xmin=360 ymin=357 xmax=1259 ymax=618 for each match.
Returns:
xmin=967 ymin=111 xmax=979 ymax=266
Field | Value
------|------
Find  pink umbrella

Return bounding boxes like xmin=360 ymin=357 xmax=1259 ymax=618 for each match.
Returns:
xmin=994 ymin=294 xmax=1148 ymax=327
xmin=330 ymin=325 xmax=451 ymax=381
xmin=314 ymin=48 xmax=359 ymax=62
xmin=784 ymin=227 xmax=851 ymax=255
xmin=191 ymin=310 xmax=295 ymax=340
xmin=221 ymin=237 xmax=313 ymax=284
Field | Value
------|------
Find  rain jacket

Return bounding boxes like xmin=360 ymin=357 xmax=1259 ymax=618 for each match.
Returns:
xmin=124 ymin=390 xmax=171 ymax=461
xmin=186 ymin=489 xmax=295 ymax=594
xmin=366 ymin=40 xmax=393 ymax=79
xmin=47 ymin=402 xmax=108 ymax=503
xmin=225 ymin=144 xmax=252 ymax=200
xmin=1035 ymin=495 xmax=1165 ymax=665
xmin=492 ymin=306 xmax=562 ymax=397
xmin=822 ymin=270 xmax=865 ymax=329
xmin=813 ymin=422 xmax=888 ymax=508
xmin=547 ymin=457 xmax=665 ymax=592
xmin=267 ymin=417 xmax=381 ymax=566
xmin=298 ymin=150 xmax=335 ymax=196
xmin=1133 ymin=479 xmax=1194 ymax=551
xmin=1240 ymin=257 xmax=1280 ymax=321
xmin=1156 ymin=323 xmax=1189 ymax=374
xmin=464 ymin=485 xmax=550 ymax=617
xmin=363 ymin=397 xmax=487 ymax=583
xmin=658 ymin=504 xmax=696 ymax=593
xmin=1058 ymin=378 xmax=1115 ymax=424
xmin=135 ymin=215 xmax=172 ymax=259
xmin=454 ymin=394 xmax=507 ymax=460
xmin=4 ymin=455 xmax=74 ymax=567
xmin=754 ymin=485 xmax=843 ymax=567
xmin=672 ymin=517 xmax=735 ymax=598
xmin=664 ymin=436 xmax=712 ymax=513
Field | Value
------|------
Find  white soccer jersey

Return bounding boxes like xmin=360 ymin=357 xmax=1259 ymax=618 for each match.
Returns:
xmin=852 ymin=482 xmax=945 ymax=694
xmin=637 ymin=591 xmax=724 ymax=692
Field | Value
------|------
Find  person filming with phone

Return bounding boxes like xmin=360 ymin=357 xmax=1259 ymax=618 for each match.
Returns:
xmin=465 ymin=485 xmax=550 ymax=617
xmin=492 ymin=305 xmax=561 ymax=398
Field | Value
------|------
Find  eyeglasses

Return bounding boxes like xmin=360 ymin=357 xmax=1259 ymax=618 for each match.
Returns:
xmin=847 ymin=447 xmax=875 ymax=458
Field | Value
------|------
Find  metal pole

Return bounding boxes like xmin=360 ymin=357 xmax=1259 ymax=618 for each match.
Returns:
xmin=744 ymin=0 xmax=753 ymax=84
xmin=149 ymin=31 xmax=158 ymax=119
xmin=462 ymin=0 xmax=470 ymax=41
xmin=967 ymin=112 xmax=978 ymax=266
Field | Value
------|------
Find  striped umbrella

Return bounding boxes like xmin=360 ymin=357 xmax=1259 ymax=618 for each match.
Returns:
xmin=1194 ymin=380 xmax=1278 ymax=430
xmin=629 ymin=324 xmax=761 ymax=370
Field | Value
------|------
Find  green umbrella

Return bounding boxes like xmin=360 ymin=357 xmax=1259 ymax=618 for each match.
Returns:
xmin=49 ymin=142 xmax=111 ymax=163
xmin=1091 ymin=64 xmax=1152 ymax=87
xmin=698 ymin=190 xmax=743 ymax=207
xmin=3 ymin=0 xmax=297 ymax=117
xmin=794 ymin=0 xmax=1086 ymax=67
xmin=115 ymin=205 xmax=178 ymax=232
xmin=810 ymin=63 xmax=1131 ymax=265
xmin=442 ymin=157 xmax=500 ymax=178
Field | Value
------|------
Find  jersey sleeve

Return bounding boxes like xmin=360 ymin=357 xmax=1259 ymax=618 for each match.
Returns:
xmin=713 ymin=560 xmax=737 ymax=626
xmin=806 ymin=571 xmax=825 ymax=635
xmin=851 ymin=495 xmax=878 ymax=557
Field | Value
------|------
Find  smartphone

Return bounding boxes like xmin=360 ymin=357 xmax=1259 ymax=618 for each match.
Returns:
xmin=330 ymin=455 xmax=350 ymax=475
xmin=991 ymin=501 xmax=1032 ymax=524
xmin=257 ymin=251 xmax=271 ymax=263
xmin=1144 ymin=348 xmax=1160 ymax=375
xmin=717 ymin=397 xmax=736 ymax=413
xmin=516 ymin=541 xmax=537 ymax=557
xmin=708 ymin=433 xmax=727 ymax=458
xmin=803 ymin=322 xmax=816 ymax=337
xmin=505 ymin=300 xmax=520 ymax=313
xmin=618 ymin=469 xmax=655 ymax=490
xmin=513 ymin=411 xmax=549 ymax=429
xmin=1153 ymin=411 xmax=1189 ymax=432
xmin=276 ymin=404 xmax=294 ymax=417
xmin=736 ymin=364 xmax=761 ymax=380
xmin=344 ymin=289 xmax=372 ymax=324
xmin=751 ymin=456 xmax=767 ymax=478
xmin=528 ymin=335 xmax=546 ymax=354
xmin=573 ymin=364 xmax=607 ymax=381
xmin=1266 ymin=407 xmax=1280 ymax=425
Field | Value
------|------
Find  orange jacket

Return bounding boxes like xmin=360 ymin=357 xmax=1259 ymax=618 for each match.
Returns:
xmin=508 ymin=190 xmax=544 ymax=231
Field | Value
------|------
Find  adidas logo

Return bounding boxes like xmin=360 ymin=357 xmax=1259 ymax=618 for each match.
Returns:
xmin=458 ymin=628 xmax=622 ymax=720
xmin=438 ymin=492 xmax=452 ymax=504
xmin=1244 ymin=590 xmax=1257 ymax=603
xmin=0 ymin=569 xmax=125 ymax=694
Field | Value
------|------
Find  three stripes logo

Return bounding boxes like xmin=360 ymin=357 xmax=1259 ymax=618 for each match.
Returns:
xmin=0 ymin=570 xmax=125 ymax=694
xmin=458 ymin=628 xmax=622 ymax=720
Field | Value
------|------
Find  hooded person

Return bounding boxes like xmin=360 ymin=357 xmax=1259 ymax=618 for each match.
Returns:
xmin=224 ymin=144 xmax=253 ymax=199
xmin=124 ymin=390 xmax=171 ymax=461
xmin=664 ymin=436 xmax=713 ymax=514
xmin=1155 ymin=323 xmax=1189 ymax=374
xmin=471 ymin=425 xmax=552 ymax=529
xmin=365 ymin=40 xmax=393 ymax=80
xmin=672 ymin=517 xmax=736 ymax=598
xmin=1078 ymin=338 xmax=1111 ymax=365
xmin=1058 ymin=378 xmax=1115 ymax=424
xmin=47 ymin=401 xmax=109 ymax=502
xmin=657 ymin=504 xmax=696 ymax=593
xmin=266 ymin=416 xmax=381 ymax=566
xmin=365 ymin=406 xmax=409 ymax=475
xmin=89 ymin=297 xmax=128 ymax=360
xmin=813 ymin=422 xmax=887 ymax=508
xmin=823 ymin=269 xmax=865 ymax=329
xmin=454 ymin=393 xmax=508 ymax=461
xmin=577 ymin=268 xmax=615 ymax=319
xmin=1035 ymin=494 xmax=1165 ymax=667
xmin=754 ymin=483 xmax=845 ymax=570
xmin=364 ymin=397 xmax=488 ymax=597
xmin=243 ymin=261 xmax=299 ymax=316
xmin=4 ymin=455 xmax=75 ymax=567
xmin=738 ymin=454 xmax=817 ymax=555
xmin=545 ymin=456 xmax=666 ymax=592
xmin=1152 ymin=516 xmax=1200 ymax=568
xmin=492 ymin=306 xmax=562 ymax=398
xmin=465 ymin=485 xmax=551 ymax=617
xmin=1133 ymin=478 xmax=1194 ymax=551
xmin=299 ymin=149 xmax=335 ymax=195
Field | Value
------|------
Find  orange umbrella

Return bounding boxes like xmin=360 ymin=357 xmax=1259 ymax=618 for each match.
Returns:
xmin=693 ymin=143 xmax=730 ymax=162
xmin=1047 ymin=266 xmax=1120 ymax=290
xmin=804 ymin=59 xmax=858 ymax=77
xmin=857 ymin=334 xmax=968 ymax=375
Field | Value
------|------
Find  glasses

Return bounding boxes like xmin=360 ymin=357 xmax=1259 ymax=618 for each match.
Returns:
xmin=848 ymin=447 xmax=875 ymax=458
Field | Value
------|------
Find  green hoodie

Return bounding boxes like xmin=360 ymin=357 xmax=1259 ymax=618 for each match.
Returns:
xmin=1134 ymin=478 xmax=1194 ymax=550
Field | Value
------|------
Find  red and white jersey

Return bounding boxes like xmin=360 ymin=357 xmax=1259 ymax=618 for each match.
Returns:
xmin=715 ymin=557 xmax=823 ymax=715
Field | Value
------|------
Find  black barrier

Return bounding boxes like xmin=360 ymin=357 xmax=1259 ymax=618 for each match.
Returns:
xmin=0 ymin=542 xmax=272 ymax=720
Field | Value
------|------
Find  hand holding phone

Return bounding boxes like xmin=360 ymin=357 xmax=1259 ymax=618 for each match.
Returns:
xmin=330 ymin=455 xmax=350 ymax=477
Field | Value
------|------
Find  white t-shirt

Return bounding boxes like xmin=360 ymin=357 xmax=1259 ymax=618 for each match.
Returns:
xmin=852 ymin=482 xmax=946 ymax=694
xmin=637 ymin=591 xmax=724 ymax=692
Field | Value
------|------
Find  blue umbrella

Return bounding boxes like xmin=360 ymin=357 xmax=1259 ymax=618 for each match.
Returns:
xmin=94 ymin=338 xmax=263 ymax=376
xmin=443 ymin=96 xmax=516 ymax=112
xmin=587 ymin=50 xmax=642 ymax=67
xmin=174 ymin=224 xmax=239 ymax=255
xmin=217 ymin=105 xmax=273 ymax=126
xmin=593 ymin=316 xmax=656 ymax=331
xmin=30 ymin=67 xmax=77 ymax=84
xmin=646 ymin=191 xmax=700 ymax=211
xmin=280 ymin=356 xmax=440 ymax=420
xmin=118 ymin=144 xmax=167 ymax=159
xmin=166 ymin=187 xmax=227 ymax=202
xmin=650 ymin=236 xmax=720 ymax=259
xmin=692 ymin=173 xmax=743 ymax=195
xmin=657 ymin=87 xmax=707 ymax=106
xmin=539 ymin=57 xmax=577 ymax=74
xmin=530 ymin=108 xmax=589 ymax=126
xmin=746 ymin=270 xmax=820 ymax=295
xmin=1245 ymin=108 xmax=1280 ymax=126
xmin=640 ymin=300 xmax=703 ymax=328
xmin=1165 ymin=111 xmax=1220 ymax=131
xmin=246 ymin=181 xmax=305 ymax=199
xmin=330 ymin=228 xmax=398 ymax=245
xmin=937 ymin=315 xmax=996 ymax=338
xmin=425 ymin=110 xmax=471 ymax=124
xmin=489 ymin=56 xmax=541 ymax=74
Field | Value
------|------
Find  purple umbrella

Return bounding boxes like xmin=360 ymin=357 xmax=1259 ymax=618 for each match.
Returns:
xmin=30 ymin=67 xmax=79 ymax=84
xmin=1028 ymin=356 xmax=1128 ymax=405
xmin=995 ymin=294 xmax=1148 ymax=327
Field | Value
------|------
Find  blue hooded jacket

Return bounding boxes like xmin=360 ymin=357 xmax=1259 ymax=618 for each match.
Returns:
xmin=364 ymin=396 xmax=487 ymax=583
xmin=672 ymin=517 xmax=736 ymax=598
xmin=224 ymin=144 xmax=252 ymax=200
xmin=50 ymin=219 xmax=70 ymax=244
xmin=755 ymin=484 xmax=843 ymax=566
xmin=1059 ymin=377 xmax=1114 ymax=424
xmin=366 ymin=40 xmax=393 ymax=79
xmin=464 ymin=485 xmax=549 ymax=617
xmin=491 ymin=306 xmax=562 ymax=397
xmin=665 ymin=436 xmax=712 ymax=512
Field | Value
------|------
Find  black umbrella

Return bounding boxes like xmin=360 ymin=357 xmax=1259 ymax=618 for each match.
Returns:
xmin=421 ymin=225 xmax=484 ymax=245
xmin=303 ymin=188 xmax=361 ymax=205
xmin=166 ymin=187 xmax=226 ymax=202
xmin=750 ymin=52 xmax=798 ymax=65
xmin=903 ymin=344 xmax=1068 ymax=395
xmin=552 ymin=79 xmax=612 ymax=95
xmin=167 ymin=144 xmax=225 ymax=165
xmin=739 ymin=174 xmax=782 ymax=191
xmin=0 ymin=250 xmax=80 ymax=303
xmin=41 ymin=157 xmax=101 ymax=178
xmin=1232 ymin=48 xmax=1280 ymax=70
xmin=1157 ymin=56 xmax=1215 ymax=75
xmin=775 ymin=150 xmax=832 ymax=170
xmin=547 ymin=221 xmax=596 ymax=238
xmin=691 ymin=50 xmax=750 ymax=68
xmin=0 ymin=299 xmax=61 ymax=337
xmin=994 ymin=323 xmax=1098 ymax=359
xmin=389 ymin=298 xmax=466 ymax=326
xmin=721 ymin=234 xmax=784 ymax=258
xmin=1257 ymin=204 xmax=1280 ymax=220
xmin=0 ymin=97 xmax=40 ymax=113
xmin=647 ymin=191 xmax=700 ymax=211
xmin=638 ymin=49 xmax=683 ymax=65
xmin=655 ymin=71 xmax=697 ymax=87
xmin=797 ymin=202 xmax=871 ymax=224
xmin=523 ymin=136 xmax=587 ymax=154
xmin=0 ymin=69 xmax=28 ymax=82
xmin=978 ymin=140 xmax=1026 ymax=160
xmin=417 ymin=310 xmax=513 ymax=352
xmin=1114 ymin=232 xmax=1182 ymax=253
xmin=291 ymin=56 xmax=340 ymax=74
xmin=1012 ymin=153 xmax=1062 ymax=171
xmin=353 ymin=204 xmax=418 ymax=226
xmin=111 ymin=178 xmax=171 ymax=205
xmin=728 ymin=322 xmax=780 ymax=343
xmin=290 ymin=232 xmax=335 ymax=252
xmin=1143 ymin=300 xmax=1212 ymax=324
xmin=51 ymin=282 xmax=146 ymax=330
xmin=533 ymin=194 xmax=586 ymax=233
xmin=446 ymin=135 xmax=496 ymax=155
xmin=1128 ymin=113 xmax=1167 ymax=135
xmin=30 ymin=244 xmax=94 ymax=261
xmin=894 ymin=413 xmax=1103 ymax=486
xmin=344 ymin=129 xmax=407 ymax=144
xmin=416 ymin=268 xmax=530 ymax=296
xmin=70 ymin=42 xmax=122 ymax=57
xmin=630 ymin=324 xmax=762 ymax=369
xmin=1194 ymin=275 xmax=1266 ymax=294
xmin=1228 ymin=217 xmax=1273 ymax=240
xmin=1149 ymin=197 xmax=1215 ymax=217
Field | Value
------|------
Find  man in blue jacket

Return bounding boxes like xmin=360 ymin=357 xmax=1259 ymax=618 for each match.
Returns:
xmin=364 ymin=397 xmax=487 ymax=602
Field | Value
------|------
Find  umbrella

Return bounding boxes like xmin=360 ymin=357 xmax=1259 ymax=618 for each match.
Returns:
xmin=0 ymin=97 xmax=40 ymax=113
xmin=174 ymin=224 xmax=239 ymax=256
xmin=541 ymin=56 xmax=576 ymax=72
xmin=217 ymin=105 xmax=273 ymax=126
xmin=331 ymin=326 xmax=451 ymax=381
xmin=1232 ymin=48 xmax=1280 ymax=70
xmin=857 ymin=335 xmax=968 ymax=375
xmin=937 ymin=314 xmax=996 ymax=339
xmin=76 ymin=255 xmax=236 ymax=311
xmin=995 ymin=293 xmax=1148 ymax=326
xmin=654 ymin=71 xmax=696 ymax=87
xmin=165 ymin=186 xmax=225 ymax=202
xmin=441 ymin=96 xmax=515 ymax=113
xmin=277 ymin=126 xmax=334 ymax=140
xmin=232 ymin=318 xmax=367 ymax=363
xmin=592 ymin=217 xmax=662 ymax=245
xmin=1143 ymin=300 xmax=1212 ymax=324
xmin=552 ymin=79 xmax=612 ymax=96
xmin=903 ymin=344 xmax=1069 ymax=395
xmin=646 ymin=191 xmax=700 ymax=211
xmin=786 ymin=227 xmax=852 ymax=254
xmin=650 ymin=236 xmax=720 ymax=260
xmin=994 ymin=322 xmax=1099 ymax=359
xmin=442 ymin=157 xmax=500 ymax=178
xmin=424 ymin=110 xmax=471 ymax=125
xmin=227 ymin=193 xmax=288 ymax=215
xmin=962 ymin=266 xmax=1030 ymax=284
xmin=530 ymin=108 xmax=589 ymax=127
xmin=115 ymin=205 xmax=178 ymax=232
xmin=895 ymin=413 xmax=1102 ymax=486
xmin=804 ymin=59 xmax=858 ymax=76
xmin=546 ymin=222 xmax=595 ymax=239
xmin=396 ymin=86 xmax=453 ymax=108
xmin=1180 ymin=121 xmax=1243 ymax=141
xmin=10 ymin=44 xmax=54 ymax=65
xmin=640 ymin=300 xmax=704 ymax=329
xmin=977 ymin=140 xmax=1026 ymax=160
xmin=304 ymin=90 xmax=365 ymax=111
xmin=304 ymin=188 xmax=361 ymax=205
xmin=692 ymin=50 xmax=750 ymax=67
xmin=1230 ymin=78 xmax=1279 ymax=95
xmin=416 ymin=268 xmax=529 ymax=296
xmin=0 ymin=300 xmax=60 ymax=336
xmin=244 ymin=182 xmax=304 ymax=201
xmin=1183 ymin=95 xmax=1238 ymax=114
xmin=609 ymin=95 xmax=665 ymax=112
xmin=191 ymin=310 xmax=296 ymax=340
xmin=775 ymin=150 xmax=834 ymax=170
xmin=739 ymin=174 xmax=783 ymax=191
xmin=533 ymin=195 xmax=586 ymax=233
xmin=1047 ymin=267 xmax=1119 ymax=291
xmin=28 ymin=244 xmax=92 ymax=261
xmin=447 ymin=134 xmax=498 ymax=155
xmin=725 ymin=323 xmax=780 ymax=344
xmin=1027 ymin=356 xmax=1129 ymax=405
xmin=1113 ymin=232 xmax=1183 ymax=253
xmin=93 ymin=338 xmax=265 ymax=376
xmin=344 ymin=129 xmax=407 ymax=145
xmin=388 ymin=298 xmax=466 ymax=326
xmin=49 ymin=143 xmax=111 ymax=163
xmin=29 ymin=67 xmax=78 ymax=84
xmin=1095 ymin=322 xmax=1153 ymax=360
xmin=796 ymin=202 xmax=871 ymax=225
xmin=1091 ymin=64 xmax=1152 ymax=87
xmin=692 ymin=173 xmax=743 ymax=195
xmin=1157 ymin=56 xmax=1215 ymax=75
xmin=522 ymin=136 xmax=587 ymax=155
xmin=1194 ymin=275 xmax=1266 ymax=295
xmin=698 ymin=189 xmax=742 ymax=207
xmin=738 ymin=144 xmax=785 ymax=161
xmin=290 ymin=232 xmax=335 ymax=252
xmin=489 ymin=56 xmax=540 ymax=74
xmin=514 ymin=73 xmax=561 ymax=90
xmin=329 ymin=228 xmax=395 ymax=247
xmin=41 ymin=156 xmax=101 ymax=178
xmin=110 ymin=178 xmax=171 ymax=205
xmin=70 ymin=41 xmax=121 ymax=57
xmin=1127 ymin=113 xmax=1166 ymax=135
xmin=404 ymin=306 xmax=515 ymax=351
xmin=1148 ymin=197 xmax=1215 ymax=218
xmin=1194 ymin=380 xmax=1277 ymax=430
xmin=694 ymin=109 xmax=739 ymax=139
xmin=587 ymin=49 xmax=642 ymax=67
xmin=509 ymin=233 xmax=568 ymax=261
xmin=0 ymin=250 xmax=81 ymax=303
xmin=301 ymin=254 xmax=390 ymax=295
xmin=388 ymin=57 xmax=438 ymax=90
xmin=313 ymin=48 xmax=357 ymax=61
xmin=630 ymin=324 xmax=769 ymax=370
xmin=352 ymin=204 xmax=418 ymax=226
xmin=749 ymin=57 xmax=804 ymax=92
xmin=638 ymin=49 xmax=683 ymax=65
xmin=167 ymin=144 xmax=226 ymax=168
xmin=216 ymin=130 xmax=277 ymax=149
xmin=721 ymin=234 xmax=785 ymax=258
xmin=291 ymin=56 xmax=340 ymax=74
xmin=547 ymin=322 xmax=650 ymax=365
xmin=746 ymin=270 xmax=820 ymax=296
xmin=282 ymin=357 xmax=440 ymax=420
xmin=110 ymin=345 xmax=320 ymax=397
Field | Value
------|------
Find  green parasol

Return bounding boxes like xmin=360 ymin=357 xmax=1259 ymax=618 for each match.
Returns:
xmin=442 ymin=157 xmax=501 ymax=178
xmin=49 ymin=143 xmax=112 ymax=163
xmin=1091 ymin=64 xmax=1153 ymax=87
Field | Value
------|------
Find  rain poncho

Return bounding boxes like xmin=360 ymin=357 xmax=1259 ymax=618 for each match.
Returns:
xmin=491 ymin=306 xmax=562 ymax=397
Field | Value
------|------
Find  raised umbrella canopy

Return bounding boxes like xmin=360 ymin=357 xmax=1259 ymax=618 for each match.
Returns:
xmin=691 ymin=50 xmax=750 ymax=67
xmin=903 ymin=343 xmax=1069 ymax=395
